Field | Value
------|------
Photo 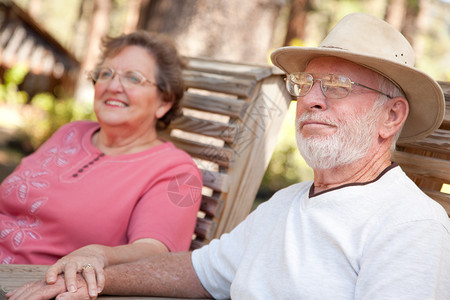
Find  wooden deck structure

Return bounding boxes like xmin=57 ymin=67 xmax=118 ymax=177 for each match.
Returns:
xmin=0 ymin=0 xmax=79 ymax=98
xmin=161 ymin=57 xmax=291 ymax=249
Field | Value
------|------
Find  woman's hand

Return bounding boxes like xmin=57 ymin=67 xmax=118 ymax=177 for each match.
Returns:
xmin=44 ymin=239 xmax=167 ymax=298
xmin=45 ymin=244 xmax=107 ymax=298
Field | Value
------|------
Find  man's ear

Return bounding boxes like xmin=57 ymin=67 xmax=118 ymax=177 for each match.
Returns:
xmin=379 ymin=97 xmax=409 ymax=139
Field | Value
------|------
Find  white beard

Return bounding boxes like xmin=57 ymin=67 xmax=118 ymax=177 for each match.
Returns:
xmin=295 ymin=105 xmax=383 ymax=170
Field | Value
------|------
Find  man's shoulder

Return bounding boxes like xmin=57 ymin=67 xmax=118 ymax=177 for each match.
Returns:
xmin=272 ymin=181 xmax=312 ymax=199
xmin=257 ymin=181 xmax=312 ymax=210
xmin=370 ymin=166 xmax=450 ymax=229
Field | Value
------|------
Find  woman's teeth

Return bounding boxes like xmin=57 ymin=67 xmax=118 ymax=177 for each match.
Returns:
xmin=105 ymin=100 xmax=127 ymax=107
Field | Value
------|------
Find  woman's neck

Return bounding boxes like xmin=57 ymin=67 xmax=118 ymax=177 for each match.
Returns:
xmin=92 ymin=128 xmax=162 ymax=156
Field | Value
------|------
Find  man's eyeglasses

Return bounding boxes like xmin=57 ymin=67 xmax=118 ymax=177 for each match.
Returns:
xmin=89 ymin=67 xmax=158 ymax=88
xmin=285 ymin=72 xmax=393 ymax=99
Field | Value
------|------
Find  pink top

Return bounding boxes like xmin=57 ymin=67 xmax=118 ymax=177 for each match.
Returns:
xmin=0 ymin=121 xmax=202 ymax=264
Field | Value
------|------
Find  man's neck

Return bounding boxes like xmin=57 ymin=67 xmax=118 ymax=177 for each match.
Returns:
xmin=312 ymin=150 xmax=392 ymax=194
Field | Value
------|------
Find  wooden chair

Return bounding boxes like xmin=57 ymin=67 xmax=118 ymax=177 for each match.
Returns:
xmin=393 ymin=81 xmax=450 ymax=216
xmin=160 ymin=57 xmax=291 ymax=249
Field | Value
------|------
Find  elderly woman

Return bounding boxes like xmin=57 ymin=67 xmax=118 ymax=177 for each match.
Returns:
xmin=0 ymin=31 xmax=202 ymax=296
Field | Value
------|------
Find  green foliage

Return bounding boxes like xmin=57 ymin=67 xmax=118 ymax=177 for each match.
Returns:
xmin=0 ymin=64 xmax=29 ymax=105
xmin=4 ymin=63 xmax=28 ymax=86
xmin=0 ymin=66 xmax=95 ymax=151
xmin=28 ymin=93 xmax=95 ymax=148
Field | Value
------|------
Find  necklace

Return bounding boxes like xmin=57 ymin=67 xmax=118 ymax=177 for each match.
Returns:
xmin=72 ymin=153 xmax=105 ymax=177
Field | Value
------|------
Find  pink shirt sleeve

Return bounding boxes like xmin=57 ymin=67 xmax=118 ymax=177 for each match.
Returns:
xmin=127 ymin=162 xmax=202 ymax=251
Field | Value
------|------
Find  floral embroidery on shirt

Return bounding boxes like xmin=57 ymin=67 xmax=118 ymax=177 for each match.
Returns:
xmin=29 ymin=197 xmax=48 ymax=214
xmin=1 ymin=170 xmax=49 ymax=204
xmin=0 ymin=250 xmax=14 ymax=264
xmin=0 ymin=216 xmax=40 ymax=248
xmin=42 ymin=129 xmax=80 ymax=168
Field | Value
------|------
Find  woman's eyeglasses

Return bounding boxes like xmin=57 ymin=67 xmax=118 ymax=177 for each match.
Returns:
xmin=89 ymin=67 xmax=158 ymax=88
xmin=285 ymin=72 xmax=392 ymax=99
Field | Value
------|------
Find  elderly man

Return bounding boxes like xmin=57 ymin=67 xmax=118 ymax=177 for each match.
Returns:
xmin=8 ymin=12 xmax=450 ymax=300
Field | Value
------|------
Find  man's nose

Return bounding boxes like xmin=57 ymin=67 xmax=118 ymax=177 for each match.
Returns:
xmin=299 ymin=81 xmax=327 ymax=111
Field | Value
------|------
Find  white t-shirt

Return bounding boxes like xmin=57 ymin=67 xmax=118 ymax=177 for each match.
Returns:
xmin=192 ymin=164 xmax=450 ymax=299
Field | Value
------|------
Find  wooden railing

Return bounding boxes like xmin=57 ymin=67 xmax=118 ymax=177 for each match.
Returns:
xmin=165 ymin=57 xmax=291 ymax=249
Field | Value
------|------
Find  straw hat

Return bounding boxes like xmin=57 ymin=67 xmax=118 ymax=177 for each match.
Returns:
xmin=271 ymin=12 xmax=445 ymax=143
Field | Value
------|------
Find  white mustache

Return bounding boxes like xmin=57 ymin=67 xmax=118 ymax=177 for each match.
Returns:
xmin=297 ymin=113 xmax=339 ymax=128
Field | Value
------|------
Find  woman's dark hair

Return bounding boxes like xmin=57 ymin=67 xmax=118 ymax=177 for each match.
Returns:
xmin=97 ymin=31 xmax=185 ymax=130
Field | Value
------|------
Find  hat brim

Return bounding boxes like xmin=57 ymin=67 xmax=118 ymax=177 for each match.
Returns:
xmin=271 ymin=46 xmax=445 ymax=143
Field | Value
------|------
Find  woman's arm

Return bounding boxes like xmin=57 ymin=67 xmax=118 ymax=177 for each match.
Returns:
xmin=45 ymin=238 xmax=168 ymax=298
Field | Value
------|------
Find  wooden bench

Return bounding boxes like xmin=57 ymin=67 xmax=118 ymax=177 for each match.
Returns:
xmin=393 ymin=81 xmax=450 ymax=216
xmin=161 ymin=57 xmax=291 ymax=249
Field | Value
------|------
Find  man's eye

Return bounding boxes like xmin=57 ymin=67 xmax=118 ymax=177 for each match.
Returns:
xmin=323 ymin=84 xmax=349 ymax=97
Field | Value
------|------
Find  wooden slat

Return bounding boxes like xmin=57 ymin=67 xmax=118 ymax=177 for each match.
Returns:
xmin=392 ymin=151 xmax=450 ymax=182
xmin=164 ymin=135 xmax=234 ymax=168
xmin=194 ymin=217 xmax=216 ymax=240
xmin=190 ymin=238 xmax=205 ymax=250
xmin=407 ymin=173 xmax=444 ymax=190
xmin=0 ymin=264 xmax=45 ymax=289
xmin=186 ymin=56 xmax=273 ymax=81
xmin=169 ymin=115 xmax=239 ymax=144
xmin=397 ymin=129 xmax=450 ymax=156
xmin=199 ymin=194 xmax=223 ymax=218
xmin=0 ymin=21 xmax=15 ymax=48
xmin=183 ymin=69 xmax=256 ymax=98
xmin=182 ymin=92 xmax=248 ymax=119
xmin=200 ymin=168 xmax=229 ymax=193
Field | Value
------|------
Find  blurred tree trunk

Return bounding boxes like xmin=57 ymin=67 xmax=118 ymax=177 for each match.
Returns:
xmin=385 ymin=0 xmax=406 ymax=30
xmin=385 ymin=0 xmax=420 ymax=47
xmin=410 ymin=0 xmax=431 ymax=61
xmin=401 ymin=0 xmax=420 ymax=47
xmin=74 ymin=0 xmax=111 ymax=101
xmin=385 ymin=0 xmax=422 ymax=60
xmin=71 ymin=0 xmax=88 ymax=60
xmin=137 ymin=0 xmax=287 ymax=64
xmin=123 ymin=0 xmax=143 ymax=34
xmin=283 ymin=0 xmax=310 ymax=46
